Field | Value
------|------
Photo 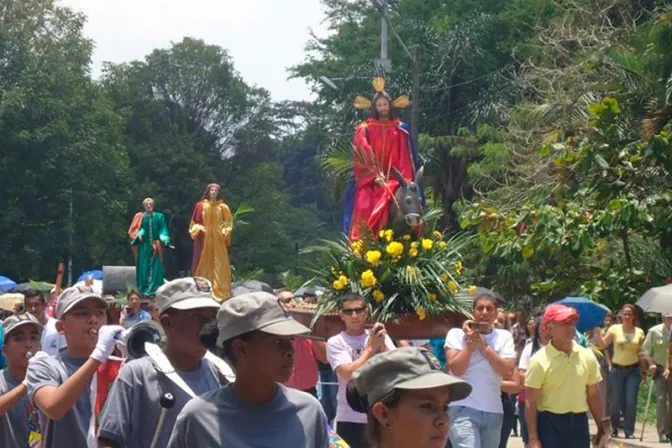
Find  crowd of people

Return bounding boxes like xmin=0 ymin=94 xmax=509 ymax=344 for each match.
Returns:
xmin=0 ymin=281 xmax=668 ymax=448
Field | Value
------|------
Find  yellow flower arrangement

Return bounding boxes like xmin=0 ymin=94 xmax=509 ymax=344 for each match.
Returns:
xmin=448 ymin=281 xmax=458 ymax=294
xmin=361 ymin=269 xmax=377 ymax=288
xmin=469 ymin=285 xmax=477 ymax=296
xmin=365 ymin=250 xmax=382 ymax=265
xmin=373 ymin=289 xmax=385 ymax=303
xmin=312 ymin=226 xmax=472 ymax=323
xmin=386 ymin=241 xmax=404 ymax=258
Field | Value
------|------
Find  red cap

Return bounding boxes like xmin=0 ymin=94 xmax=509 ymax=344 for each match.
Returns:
xmin=543 ymin=304 xmax=579 ymax=330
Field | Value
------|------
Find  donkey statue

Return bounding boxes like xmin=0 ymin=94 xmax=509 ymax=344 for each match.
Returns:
xmin=388 ymin=166 xmax=425 ymax=236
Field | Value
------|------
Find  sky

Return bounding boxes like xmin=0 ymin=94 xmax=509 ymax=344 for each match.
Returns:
xmin=59 ymin=0 xmax=329 ymax=102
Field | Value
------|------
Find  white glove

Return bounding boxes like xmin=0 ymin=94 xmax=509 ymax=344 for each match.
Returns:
xmin=114 ymin=328 xmax=132 ymax=359
xmin=90 ymin=325 xmax=125 ymax=363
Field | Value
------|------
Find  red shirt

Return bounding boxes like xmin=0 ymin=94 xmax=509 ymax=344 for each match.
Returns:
xmin=285 ymin=338 xmax=319 ymax=391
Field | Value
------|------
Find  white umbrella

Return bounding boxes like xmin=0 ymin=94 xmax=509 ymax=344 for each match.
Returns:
xmin=636 ymin=284 xmax=672 ymax=314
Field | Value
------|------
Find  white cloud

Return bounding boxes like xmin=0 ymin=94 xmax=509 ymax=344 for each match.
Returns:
xmin=59 ymin=0 xmax=328 ymax=101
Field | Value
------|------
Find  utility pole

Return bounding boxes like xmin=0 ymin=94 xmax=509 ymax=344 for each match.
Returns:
xmin=369 ymin=0 xmax=421 ymax=149
xmin=373 ymin=0 xmax=391 ymax=73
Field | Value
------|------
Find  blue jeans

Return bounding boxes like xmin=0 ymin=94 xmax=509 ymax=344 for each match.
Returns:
xmin=610 ymin=364 xmax=640 ymax=436
xmin=319 ymin=368 xmax=338 ymax=425
xmin=449 ymin=406 xmax=503 ymax=448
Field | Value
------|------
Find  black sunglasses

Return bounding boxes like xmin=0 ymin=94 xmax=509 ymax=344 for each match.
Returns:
xmin=342 ymin=307 xmax=367 ymax=316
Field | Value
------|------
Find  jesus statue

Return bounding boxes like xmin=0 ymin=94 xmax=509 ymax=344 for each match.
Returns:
xmin=343 ymin=77 xmax=425 ymax=241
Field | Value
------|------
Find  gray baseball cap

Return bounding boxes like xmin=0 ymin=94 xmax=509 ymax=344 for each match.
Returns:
xmin=353 ymin=347 xmax=472 ymax=407
xmin=156 ymin=277 xmax=221 ymax=315
xmin=2 ymin=313 xmax=43 ymax=339
xmin=56 ymin=285 xmax=108 ymax=319
xmin=216 ymin=291 xmax=310 ymax=346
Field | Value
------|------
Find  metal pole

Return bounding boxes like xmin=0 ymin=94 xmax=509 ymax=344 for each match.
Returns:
xmin=67 ymin=191 xmax=73 ymax=286
xmin=411 ymin=47 xmax=420 ymax=151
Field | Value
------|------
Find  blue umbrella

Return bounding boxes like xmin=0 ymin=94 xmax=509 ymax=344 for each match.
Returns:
xmin=77 ymin=270 xmax=103 ymax=283
xmin=0 ymin=276 xmax=17 ymax=293
xmin=554 ymin=297 xmax=610 ymax=333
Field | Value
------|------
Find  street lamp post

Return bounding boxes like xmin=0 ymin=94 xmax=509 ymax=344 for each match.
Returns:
xmin=368 ymin=0 xmax=420 ymax=151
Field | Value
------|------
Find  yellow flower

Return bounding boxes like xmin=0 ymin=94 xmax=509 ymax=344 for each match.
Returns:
xmin=448 ymin=281 xmax=458 ymax=294
xmin=333 ymin=280 xmax=345 ymax=290
xmin=384 ymin=229 xmax=394 ymax=242
xmin=438 ymin=241 xmax=447 ymax=249
xmin=379 ymin=230 xmax=385 ymax=238
xmin=455 ymin=261 xmax=463 ymax=276
xmin=365 ymin=250 xmax=382 ymax=265
xmin=415 ymin=305 xmax=427 ymax=321
xmin=338 ymin=275 xmax=348 ymax=284
xmin=351 ymin=240 xmax=364 ymax=255
xmin=421 ymin=238 xmax=433 ymax=250
xmin=386 ymin=241 xmax=404 ymax=258
xmin=410 ymin=241 xmax=419 ymax=249
xmin=427 ymin=293 xmax=437 ymax=302
xmin=433 ymin=230 xmax=442 ymax=239
xmin=361 ymin=269 xmax=377 ymax=288
xmin=402 ymin=234 xmax=411 ymax=240
xmin=409 ymin=247 xmax=418 ymax=258
xmin=469 ymin=285 xmax=477 ymax=296
xmin=440 ymin=272 xmax=449 ymax=282
xmin=372 ymin=289 xmax=385 ymax=303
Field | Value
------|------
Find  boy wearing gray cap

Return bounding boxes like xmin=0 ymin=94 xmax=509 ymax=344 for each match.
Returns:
xmin=0 ymin=314 xmax=43 ymax=447
xmin=25 ymin=285 xmax=125 ymax=448
xmin=97 ymin=277 xmax=223 ymax=448
xmin=167 ymin=291 xmax=329 ymax=448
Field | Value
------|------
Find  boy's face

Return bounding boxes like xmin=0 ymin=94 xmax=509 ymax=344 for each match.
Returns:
xmin=57 ymin=298 xmax=107 ymax=351
xmin=161 ymin=307 xmax=217 ymax=358
xmin=25 ymin=295 xmax=45 ymax=319
xmin=236 ymin=332 xmax=296 ymax=383
xmin=3 ymin=325 xmax=42 ymax=369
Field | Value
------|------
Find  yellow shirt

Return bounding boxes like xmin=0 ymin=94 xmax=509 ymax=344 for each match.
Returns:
xmin=525 ymin=342 xmax=602 ymax=414
xmin=608 ymin=324 xmax=645 ymax=367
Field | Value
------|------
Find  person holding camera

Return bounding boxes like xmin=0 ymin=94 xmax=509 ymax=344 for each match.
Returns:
xmin=444 ymin=292 xmax=516 ymax=448
xmin=327 ymin=293 xmax=396 ymax=448
xmin=118 ymin=290 xmax=151 ymax=330
xmin=97 ymin=277 xmax=223 ymax=448
xmin=346 ymin=347 xmax=472 ymax=448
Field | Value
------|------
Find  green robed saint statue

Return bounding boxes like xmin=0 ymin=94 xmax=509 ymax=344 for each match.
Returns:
xmin=127 ymin=198 xmax=171 ymax=295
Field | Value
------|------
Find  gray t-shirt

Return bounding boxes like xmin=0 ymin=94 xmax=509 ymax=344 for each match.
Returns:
xmin=0 ymin=369 xmax=32 ymax=447
xmin=167 ymin=383 xmax=329 ymax=448
xmin=26 ymin=352 xmax=92 ymax=448
xmin=98 ymin=356 xmax=221 ymax=448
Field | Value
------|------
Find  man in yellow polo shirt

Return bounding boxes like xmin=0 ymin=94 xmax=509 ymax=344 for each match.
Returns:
xmin=525 ymin=304 xmax=610 ymax=448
